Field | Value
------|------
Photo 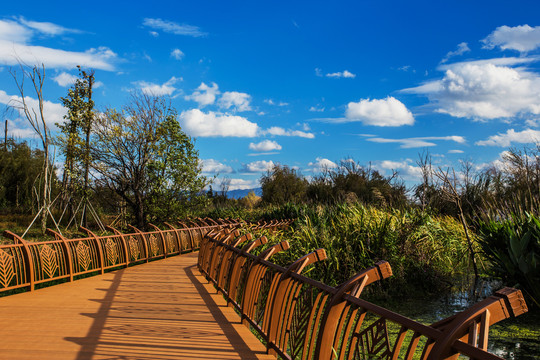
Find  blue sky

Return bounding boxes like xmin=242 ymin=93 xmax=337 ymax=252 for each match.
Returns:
xmin=1 ymin=1 xmax=540 ymax=190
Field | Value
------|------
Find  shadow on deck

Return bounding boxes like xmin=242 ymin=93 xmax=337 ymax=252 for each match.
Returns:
xmin=0 ymin=252 xmax=274 ymax=359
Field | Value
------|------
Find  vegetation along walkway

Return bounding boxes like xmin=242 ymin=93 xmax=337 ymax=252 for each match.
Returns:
xmin=0 ymin=252 xmax=274 ymax=360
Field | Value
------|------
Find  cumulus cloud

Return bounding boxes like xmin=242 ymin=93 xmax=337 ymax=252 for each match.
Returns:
xmin=366 ymin=136 xmax=466 ymax=149
xmin=326 ymin=70 xmax=356 ymax=78
xmin=200 ymin=159 xmax=233 ymax=174
xmin=142 ymin=18 xmax=206 ymax=37
xmin=53 ymin=72 xmax=78 ymax=87
xmin=404 ymin=62 xmax=540 ymax=120
xmin=264 ymin=126 xmax=315 ymax=139
xmin=0 ymin=18 xmax=118 ymax=70
xmin=249 ymin=140 xmax=282 ymax=152
xmin=227 ymin=178 xmax=260 ymax=191
xmin=475 ymin=128 xmax=540 ymax=147
xmin=185 ymin=82 xmax=219 ymax=107
xmin=308 ymin=157 xmax=338 ymax=173
xmin=171 ymin=48 xmax=184 ymax=60
xmin=242 ymin=160 xmax=275 ymax=173
xmin=134 ymin=76 xmax=181 ymax=96
xmin=441 ymin=42 xmax=470 ymax=63
xmin=482 ymin=25 xmax=540 ymax=52
xmin=0 ymin=90 xmax=65 ymax=130
xmin=218 ymin=91 xmax=252 ymax=112
xmin=179 ymin=109 xmax=259 ymax=137
xmin=376 ymin=160 xmax=422 ymax=180
xmin=345 ymin=97 xmax=414 ymax=126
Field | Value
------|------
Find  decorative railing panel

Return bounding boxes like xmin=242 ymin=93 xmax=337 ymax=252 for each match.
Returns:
xmin=0 ymin=218 xmax=246 ymax=294
xmin=198 ymin=226 xmax=528 ymax=360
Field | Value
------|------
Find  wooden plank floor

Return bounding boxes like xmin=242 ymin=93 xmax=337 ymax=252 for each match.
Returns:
xmin=0 ymin=252 xmax=275 ymax=360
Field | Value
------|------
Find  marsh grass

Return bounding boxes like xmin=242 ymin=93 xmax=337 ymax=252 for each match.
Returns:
xmin=255 ymin=202 xmax=473 ymax=298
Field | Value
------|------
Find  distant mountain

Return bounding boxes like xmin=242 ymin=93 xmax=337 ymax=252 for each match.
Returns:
xmin=227 ymin=188 xmax=262 ymax=199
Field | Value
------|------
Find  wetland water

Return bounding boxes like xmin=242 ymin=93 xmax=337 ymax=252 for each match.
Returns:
xmin=377 ymin=279 xmax=540 ymax=359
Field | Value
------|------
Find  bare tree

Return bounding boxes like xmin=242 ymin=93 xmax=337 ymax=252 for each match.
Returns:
xmin=10 ymin=63 xmax=56 ymax=235
xmin=434 ymin=167 xmax=479 ymax=280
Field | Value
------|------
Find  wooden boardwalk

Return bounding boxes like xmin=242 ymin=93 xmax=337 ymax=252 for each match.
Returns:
xmin=0 ymin=252 xmax=274 ymax=360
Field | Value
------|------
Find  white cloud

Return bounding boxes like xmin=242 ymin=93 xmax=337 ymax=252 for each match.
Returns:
xmin=200 ymin=159 xmax=233 ymax=174
xmin=482 ymin=25 xmax=540 ymax=52
xmin=441 ymin=42 xmax=470 ymax=63
xmin=17 ymin=17 xmax=81 ymax=37
xmin=367 ymin=136 xmax=466 ymax=149
xmin=0 ymin=90 xmax=65 ymax=130
xmin=308 ymin=157 xmax=338 ymax=173
xmin=345 ymin=97 xmax=414 ymax=126
xmin=0 ymin=19 xmax=33 ymax=43
xmin=475 ymin=128 xmax=540 ymax=147
xmin=185 ymin=82 xmax=219 ymax=107
xmin=179 ymin=109 xmax=259 ymax=137
xmin=171 ymin=48 xmax=184 ymax=60
xmin=404 ymin=62 xmax=540 ymax=120
xmin=218 ymin=91 xmax=252 ymax=112
xmin=309 ymin=106 xmax=325 ymax=112
xmin=448 ymin=149 xmax=465 ymax=154
xmin=376 ymin=160 xmax=422 ymax=180
xmin=326 ymin=70 xmax=356 ymax=78
xmin=264 ymin=99 xmax=288 ymax=106
xmin=264 ymin=126 xmax=315 ymax=139
xmin=227 ymin=178 xmax=260 ymax=191
xmin=0 ymin=18 xmax=117 ymax=71
xmin=242 ymin=160 xmax=275 ymax=173
xmin=53 ymin=72 xmax=78 ymax=87
xmin=142 ymin=18 xmax=206 ymax=37
xmin=0 ymin=41 xmax=118 ymax=70
xmin=315 ymin=68 xmax=323 ymax=77
xmin=249 ymin=140 xmax=282 ymax=152
xmin=134 ymin=76 xmax=181 ymax=96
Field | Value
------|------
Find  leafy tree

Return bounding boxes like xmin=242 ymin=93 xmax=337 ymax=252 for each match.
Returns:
xmin=57 ymin=66 xmax=95 ymax=224
xmin=0 ymin=140 xmax=48 ymax=211
xmin=261 ymin=165 xmax=307 ymax=205
xmin=91 ymin=93 xmax=207 ymax=228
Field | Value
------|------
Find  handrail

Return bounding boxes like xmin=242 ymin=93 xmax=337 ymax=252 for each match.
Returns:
xmin=199 ymin=227 xmax=528 ymax=360
xmin=0 ymin=218 xmax=250 ymax=295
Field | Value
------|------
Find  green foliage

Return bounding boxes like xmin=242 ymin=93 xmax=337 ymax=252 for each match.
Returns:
xmin=260 ymin=165 xmax=308 ymax=205
xmin=262 ymin=203 xmax=472 ymax=297
xmin=478 ymin=213 xmax=540 ymax=307
xmin=91 ymin=93 xmax=208 ymax=227
xmin=260 ymin=160 xmax=408 ymax=208
xmin=146 ymin=112 xmax=208 ymax=222
xmin=0 ymin=140 xmax=46 ymax=211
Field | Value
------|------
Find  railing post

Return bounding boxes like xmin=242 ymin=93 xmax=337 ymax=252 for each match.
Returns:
xmin=3 ymin=231 xmax=34 ymax=291
xmin=314 ymin=261 xmax=393 ymax=359
xmin=80 ymin=226 xmax=105 ymax=274
xmin=266 ymin=249 xmax=328 ymax=356
xmin=46 ymin=229 xmax=74 ymax=283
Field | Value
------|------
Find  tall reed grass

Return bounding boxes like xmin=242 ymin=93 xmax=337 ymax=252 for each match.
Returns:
xmin=261 ymin=203 xmax=473 ymax=298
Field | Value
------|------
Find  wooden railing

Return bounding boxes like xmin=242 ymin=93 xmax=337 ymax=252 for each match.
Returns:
xmin=198 ymin=227 xmax=529 ymax=360
xmin=0 ymin=218 xmax=248 ymax=294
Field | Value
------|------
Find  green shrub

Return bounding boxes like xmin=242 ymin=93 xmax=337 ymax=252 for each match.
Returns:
xmin=478 ymin=213 xmax=540 ymax=307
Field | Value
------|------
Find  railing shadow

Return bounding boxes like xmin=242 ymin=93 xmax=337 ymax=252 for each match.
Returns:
xmin=65 ymin=254 xmax=270 ymax=359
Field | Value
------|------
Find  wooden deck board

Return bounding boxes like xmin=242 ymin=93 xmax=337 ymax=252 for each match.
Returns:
xmin=0 ymin=252 xmax=275 ymax=360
